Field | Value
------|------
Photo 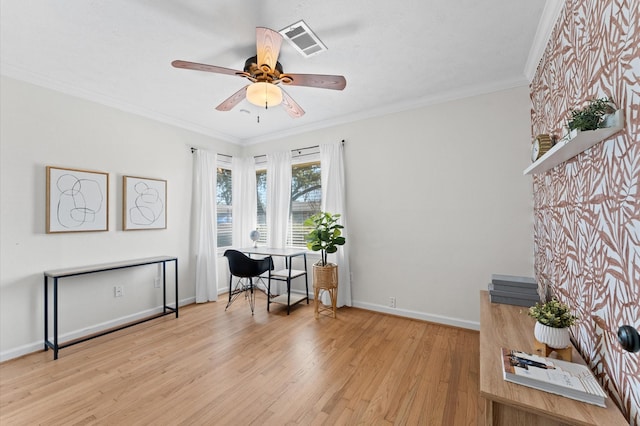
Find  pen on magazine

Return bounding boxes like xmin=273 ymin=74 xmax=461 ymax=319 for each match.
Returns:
xmin=510 ymin=354 xmax=556 ymax=369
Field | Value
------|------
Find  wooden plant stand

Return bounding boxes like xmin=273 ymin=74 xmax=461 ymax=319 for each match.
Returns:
xmin=313 ymin=263 xmax=338 ymax=319
xmin=533 ymin=338 xmax=572 ymax=361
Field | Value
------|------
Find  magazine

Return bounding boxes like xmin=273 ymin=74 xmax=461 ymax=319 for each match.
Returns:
xmin=501 ymin=348 xmax=607 ymax=407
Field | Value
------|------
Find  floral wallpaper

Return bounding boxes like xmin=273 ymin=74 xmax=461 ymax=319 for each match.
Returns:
xmin=530 ymin=0 xmax=639 ymax=423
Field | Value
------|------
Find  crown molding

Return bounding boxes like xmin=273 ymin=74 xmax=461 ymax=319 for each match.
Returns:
xmin=1 ymin=63 xmax=241 ymax=144
xmin=524 ymin=0 xmax=565 ymax=82
xmin=3 ymin=62 xmax=530 ymax=147
xmin=242 ymin=76 xmax=530 ymax=145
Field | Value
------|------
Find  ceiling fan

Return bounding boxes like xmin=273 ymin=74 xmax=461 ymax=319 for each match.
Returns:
xmin=172 ymin=27 xmax=346 ymax=118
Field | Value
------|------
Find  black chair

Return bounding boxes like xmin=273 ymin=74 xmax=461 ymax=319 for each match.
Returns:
xmin=223 ymin=249 xmax=272 ymax=315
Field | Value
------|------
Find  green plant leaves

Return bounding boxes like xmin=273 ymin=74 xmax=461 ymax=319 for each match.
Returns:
xmin=528 ymin=297 xmax=578 ymax=328
xmin=568 ymin=97 xmax=615 ymax=131
xmin=304 ymin=212 xmax=346 ymax=265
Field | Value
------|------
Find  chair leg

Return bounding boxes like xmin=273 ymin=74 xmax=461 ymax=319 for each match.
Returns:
xmin=225 ymin=275 xmax=233 ymax=311
xmin=249 ymin=278 xmax=255 ymax=315
xmin=226 ymin=277 xmax=254 ymax=313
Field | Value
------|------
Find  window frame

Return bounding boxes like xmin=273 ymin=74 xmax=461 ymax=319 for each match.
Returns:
xmin=287 ymin=156 xmax=321 ymax=248
xmin=216 ymin=156 xmax=233 ymax=249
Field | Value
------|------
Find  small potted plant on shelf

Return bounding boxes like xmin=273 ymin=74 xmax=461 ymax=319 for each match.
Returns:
xmin=568 ymin=97 xmax=616 ymax=132
xmin=528 ymin=297 xmax=578 ymax=349
xmin=305 ymin=212 xmax=346 ymax=318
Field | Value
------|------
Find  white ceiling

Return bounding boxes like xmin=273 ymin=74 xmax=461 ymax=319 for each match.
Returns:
xmin=0 ymin=0 xmax=550 ymax=145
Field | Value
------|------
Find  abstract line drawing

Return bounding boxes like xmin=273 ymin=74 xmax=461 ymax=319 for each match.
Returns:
xmin=46 ymin=166 xmax=109 ymax=233
xmin=123 ymin=176 xmax=167 ymax=230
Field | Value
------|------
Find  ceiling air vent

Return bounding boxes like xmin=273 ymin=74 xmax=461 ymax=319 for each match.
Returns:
xmin=279 ymin=20 xmax=327 ymax=58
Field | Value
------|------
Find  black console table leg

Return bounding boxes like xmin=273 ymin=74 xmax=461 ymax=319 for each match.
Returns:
xmin=174 ymin=260 xmax=179 ymax=318
xmin=53 ymin=278 xmax=59 ymax=360
xmin=162 ymin=262 xmax=167 ymax=314
xmin=44 ymin=276 xmax=48 ymax=351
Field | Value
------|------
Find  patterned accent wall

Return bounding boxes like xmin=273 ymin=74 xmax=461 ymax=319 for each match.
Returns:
xmin=530 ymin=0 xmax=639 ymax=423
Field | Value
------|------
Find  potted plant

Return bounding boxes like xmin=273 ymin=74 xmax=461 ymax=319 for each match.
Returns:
xmin=304 ymin=212 xmax=346 ymax=266
xmin=304 ymin=212 xmax=346 ymax=318
xmin=568 ymin=97 xmax=616 ymax=132
xmin=528 ymin=297 xmax=578 ymax=349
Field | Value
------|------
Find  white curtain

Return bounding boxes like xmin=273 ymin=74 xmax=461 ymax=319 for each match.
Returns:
xmin=232 ymin=156 xmax=257 ymax=248
xmin=266 ymin=151 xmax=291 ymax=293
xmin=192 ymin=149 xmax=218 ymax=303
xmin=320 ymin=142 xmax=351 ymax=307
xmin=266 ymin=151 xmax=291 ymax=249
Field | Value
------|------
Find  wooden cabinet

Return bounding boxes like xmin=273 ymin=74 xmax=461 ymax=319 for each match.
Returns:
xmin=478 ymin=291 xmax=626 ymax=425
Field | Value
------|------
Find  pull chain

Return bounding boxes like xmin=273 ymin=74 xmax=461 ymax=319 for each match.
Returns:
xmin=264 ymin=84 xmax=268 ymax=109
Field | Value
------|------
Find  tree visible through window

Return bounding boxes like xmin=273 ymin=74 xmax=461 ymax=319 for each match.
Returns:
xmin=256 ymin=169 xmax=267 ymax=244
xmin=289 ymin=161 xmax=321 ymax=246
xmin=255 ymin=159 xmax=321 ymax=248
xmin=217 ymin=167 xmax=232 ymax=247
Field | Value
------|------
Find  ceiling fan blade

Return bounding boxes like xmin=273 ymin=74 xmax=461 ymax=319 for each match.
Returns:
xmin=280 ymin=89 xmax=305 ymax=118
xmin=172 ymin=60 xmax=246 ymax=77
xmin=256 ymin=27 xmax=283 ymax=71
xmin=279 ymin=73 xmax=346 ymax=90
xmin=215 ymin=86 xmax=249 ymax=111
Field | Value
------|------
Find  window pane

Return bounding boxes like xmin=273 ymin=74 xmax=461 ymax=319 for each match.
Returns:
xmin=256 ymin=169 xmax=267 ymax=244
xmin=217 ymin=167 xmax=232 ymax=247
xmin=288 ymin=161 xmax=321 ymax=247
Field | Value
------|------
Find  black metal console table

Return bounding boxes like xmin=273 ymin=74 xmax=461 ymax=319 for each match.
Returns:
xmin=43 ymin=256 xmax=178 ymax=359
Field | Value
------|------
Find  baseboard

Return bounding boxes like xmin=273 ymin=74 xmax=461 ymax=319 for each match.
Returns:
xmin=351 ymin=301 xmax=480 ymax=331
xmin=0 ymin=297 xmax=195 ymax=363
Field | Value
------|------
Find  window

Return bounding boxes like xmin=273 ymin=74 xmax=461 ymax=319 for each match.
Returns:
xmin=254 ymin=148 xmax=322 ymax=248
xmin=288 ymin=161 xmax=321 ymax=247
xmin=256 ymin=168 xmax=267 ymax=245
xmin=216 ymin=165 xmax=232 ymax=247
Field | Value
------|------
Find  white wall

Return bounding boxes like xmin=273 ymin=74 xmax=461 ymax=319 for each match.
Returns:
xmin=1 ymin=77 xmax=534 ymax=360
xmin=245 ymin=86 xmax=534 ymax=327
xmin=0 ymin=77 xmax=238 ymax=360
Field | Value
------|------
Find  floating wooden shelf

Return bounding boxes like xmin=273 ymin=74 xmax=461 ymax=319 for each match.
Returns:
xmin=524 ymin=110 xmax=624 ymax=175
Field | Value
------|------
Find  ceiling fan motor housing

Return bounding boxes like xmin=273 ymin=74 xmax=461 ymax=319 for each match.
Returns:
xmin=244 ymin=56 xmax=283 ymax=82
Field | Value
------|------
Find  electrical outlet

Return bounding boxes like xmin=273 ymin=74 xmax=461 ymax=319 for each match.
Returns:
xmin=154 ymin=277 xmax=161 ymax=288
xmin=114 ymin=285 xmax=124 ymax=297
xmin=389 ymin=297 xmax=396 ymax=308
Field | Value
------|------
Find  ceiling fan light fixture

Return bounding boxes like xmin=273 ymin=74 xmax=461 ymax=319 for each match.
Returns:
xmin=246 ymin=82 xmax=282 ymax=109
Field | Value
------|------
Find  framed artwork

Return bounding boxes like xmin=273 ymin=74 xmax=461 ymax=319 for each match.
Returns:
xmin=46 ymin=166 xmax=109 ymax=233
xmin=123 ymin=176 xmax=167 ymax=230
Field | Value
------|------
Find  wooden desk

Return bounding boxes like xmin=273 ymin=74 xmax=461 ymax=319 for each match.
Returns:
xmin=44 ymin=256 xmax=178 ymax=359
xmin=479 ymin=291 xmax=626 ymax=425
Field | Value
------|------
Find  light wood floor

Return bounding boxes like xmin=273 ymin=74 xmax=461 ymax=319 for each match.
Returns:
xmin=0 ymin=294 xmax=479 ymax=425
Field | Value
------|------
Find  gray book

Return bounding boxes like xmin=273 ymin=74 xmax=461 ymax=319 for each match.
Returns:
xmin=491 ymin=274 xmax=537 ymax=292
xmin=489 ymin=293 xmax=539 ymax=307
xmin=491 ymin=274 xmax=537 ymax=286
xmin=490 ymin=282 xmax=539 ymax=296
xmin=488 ymin=283 xmax=540 ymax=299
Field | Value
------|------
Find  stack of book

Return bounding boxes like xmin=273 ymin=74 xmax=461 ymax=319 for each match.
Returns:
xmin=501 ymin=348 xmax=607 ymax=407
xmin=489 ymin=274 xmax=539 ymax=307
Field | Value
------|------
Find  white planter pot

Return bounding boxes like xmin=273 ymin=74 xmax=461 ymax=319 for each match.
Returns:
xmin=534 ymin=322 xmax=571 ymax=349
